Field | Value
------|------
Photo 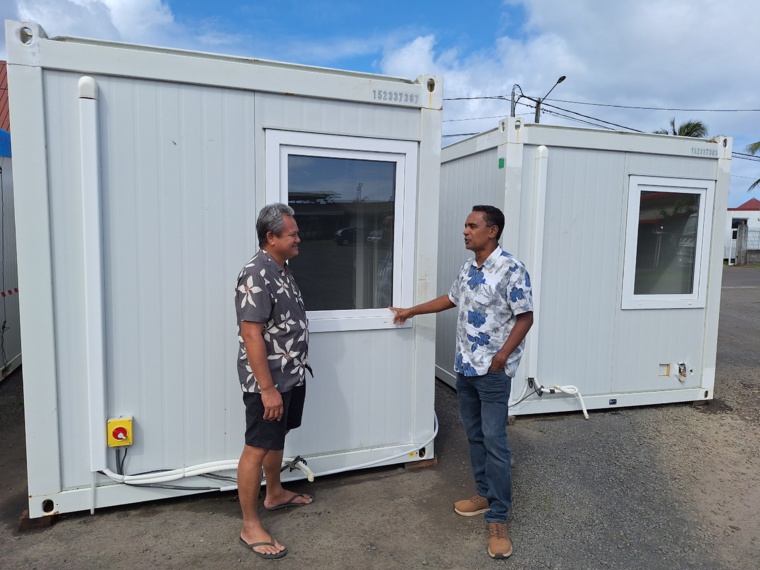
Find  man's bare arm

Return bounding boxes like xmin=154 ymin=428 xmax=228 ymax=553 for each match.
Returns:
xmin=389 ymin=294 xmax=456 ymax=325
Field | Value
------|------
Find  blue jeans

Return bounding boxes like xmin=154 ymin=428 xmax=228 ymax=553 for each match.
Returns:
xmin=456 ymin=371 xmax=512 ymax=523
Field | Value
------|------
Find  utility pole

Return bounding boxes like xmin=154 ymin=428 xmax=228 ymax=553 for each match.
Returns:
xmin=511 ymin=76 xmax=567 ymax=123
xmin=534 ymin=76 xmax=566 ymax=123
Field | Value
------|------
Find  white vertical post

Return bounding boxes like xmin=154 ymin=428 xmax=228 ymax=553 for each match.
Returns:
xmin=525 ymin=145 xmax=548 ymax=382
xmin=7 ymin=23 xmax=64 ymax=514
xmin=414 ymin=75 xmax=442 ymax=455
xmin=79 ymin=76 xmax=107 ymax=473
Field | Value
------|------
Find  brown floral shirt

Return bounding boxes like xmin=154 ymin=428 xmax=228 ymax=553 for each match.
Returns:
xmin=235 ymin=250 xmax=309 ymax=393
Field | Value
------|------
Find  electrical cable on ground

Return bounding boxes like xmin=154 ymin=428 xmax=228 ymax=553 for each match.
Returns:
xmin=511 ymin=378 xmax=589 ymax=419
xmin=100 ymin=413 xmax=439 ymax=492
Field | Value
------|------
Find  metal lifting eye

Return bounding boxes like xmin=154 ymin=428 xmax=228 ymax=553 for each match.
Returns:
xmin=20 ymin=27 xmax=34 ymax=45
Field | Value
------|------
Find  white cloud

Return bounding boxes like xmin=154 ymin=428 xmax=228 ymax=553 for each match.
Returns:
xmin=15 ymin=0 xmax=119 ymax=41
xmin=13 ymin=0 xmax=178 ymax=46
xmin=380 ymin=35 xmax=442 ymax=78
xmin=99 ymin=0 xmax=173 ymax=43
xmin=2 ymin=0 xmax=758 ymax=204
xmin=281 ymin=36 xmax=379 ymax=65
xmin=379 ymin=0 xmax=760 ymax=204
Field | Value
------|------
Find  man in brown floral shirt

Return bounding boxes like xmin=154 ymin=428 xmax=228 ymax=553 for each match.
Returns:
xmin=235 ymin=203 xmax=312 ymax=559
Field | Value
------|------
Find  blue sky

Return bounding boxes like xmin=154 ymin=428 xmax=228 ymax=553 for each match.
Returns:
xmin=164 ymin=0 xmax=526 ymax=69
xmin=3 ymin=0 xmax=760 ymax=206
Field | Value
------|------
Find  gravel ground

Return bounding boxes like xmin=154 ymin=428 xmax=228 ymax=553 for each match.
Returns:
xmin=1 ymin=267 xmax=758 ymax=569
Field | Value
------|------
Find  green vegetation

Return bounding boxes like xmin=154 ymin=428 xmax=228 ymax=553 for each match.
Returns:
xmin=747 ymin=141 xmax=760 ymax=192
xmin=654 ymin=118 xmax=708 ymax=138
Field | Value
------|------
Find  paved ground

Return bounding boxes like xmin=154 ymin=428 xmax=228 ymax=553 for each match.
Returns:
xmin=1 ymin=267 xmax=758 ymax=569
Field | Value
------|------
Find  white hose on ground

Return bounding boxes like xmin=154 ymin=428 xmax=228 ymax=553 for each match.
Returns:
xmin=537 ymin=384 xmax=589 ymax=419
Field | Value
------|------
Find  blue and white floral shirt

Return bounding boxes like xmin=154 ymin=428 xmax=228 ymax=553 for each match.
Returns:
xmin=448 ymin=246 xmax=533 ymax=378
xmin=235 ymin=250 xmax=309 ymax=393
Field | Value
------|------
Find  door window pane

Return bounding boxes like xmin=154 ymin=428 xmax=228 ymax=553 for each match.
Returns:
xmin=287 ymin=155 xmax=396 ymax=311
xmin=633 ymin=191 xmax=700 ymax=295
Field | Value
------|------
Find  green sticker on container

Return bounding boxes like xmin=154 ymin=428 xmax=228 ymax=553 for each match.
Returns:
xmin=498 ymin=158 xmax=505 ymax=169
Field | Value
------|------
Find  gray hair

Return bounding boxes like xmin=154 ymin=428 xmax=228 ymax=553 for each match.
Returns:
xmin=257 ymin=203 xmax=295 ymax=247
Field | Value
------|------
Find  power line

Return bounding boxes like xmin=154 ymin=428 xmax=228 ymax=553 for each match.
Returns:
xmin=540 ymin=101 xmax=644 ymax=132
xmin=539 ymin=107 xmax=616 ymax=130
xmin=441 ymin=105 xmax=633 ymax=137
xmin=444 ymin=95 xmax=507 ymax=101
xmin=733 ymin=151 xmax=760 ymax=160
xmin=443 ymin=100 xmax=760 ymax=164
xmin=490 ymin=97 xmax=622 ymax=131
xmin=443 ymin=114 xmax=505 ymax=123
xmin=443 ymin=94 xmax=760 ymax=113
xmin=445 ymin=96 xmax=645 ymax=132
xmin=549 ymin=98 xmax=760 ymax=113
xmin=734 ymin=154 xmax=760 ymax=162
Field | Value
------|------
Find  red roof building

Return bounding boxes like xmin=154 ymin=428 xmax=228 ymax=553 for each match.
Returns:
xmin=728 ymin=197 xmax=760 ymax=211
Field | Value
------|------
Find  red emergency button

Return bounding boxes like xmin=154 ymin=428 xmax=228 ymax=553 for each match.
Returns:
xmin=107 ymin=418 xmax=133 ymax=447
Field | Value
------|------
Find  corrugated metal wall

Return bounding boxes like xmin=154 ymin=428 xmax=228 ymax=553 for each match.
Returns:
xmin=0 ymin=155 xmax=20 ymax=380
xmin=43 ymin=71 xmax=258 ymax=484
xmin=531 ymin=146 xmax=626 ymax=396
xmin=436 ymin=145 xmax=502 ymax=384
xmin=536 ymin=145 xmax=723 ymax=399
xmin=41 ymin=69 xmax=430 ymax=490
xmin=609 ymin=152 xmax=719 ymax=394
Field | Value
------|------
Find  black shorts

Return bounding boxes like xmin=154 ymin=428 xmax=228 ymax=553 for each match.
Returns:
xmin=243 ymin=383 xmax=306 ymax=450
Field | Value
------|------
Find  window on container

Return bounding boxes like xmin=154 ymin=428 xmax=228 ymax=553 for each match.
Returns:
xmin=287 ymin=155 xmax=396 ymax=311
xmin=633 ymin=191 xmax=699 ymax=295
xmin=265 ymin=131 xmax=417 ymax=331
xmin=622 ymin=176 xmax=714 ymax=310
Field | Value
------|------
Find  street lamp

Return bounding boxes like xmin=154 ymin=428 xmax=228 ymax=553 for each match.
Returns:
xmin=534 ymin=75 xmax=566 ymax=123
xmin=510 ymin=76 xmax=567 ymax=123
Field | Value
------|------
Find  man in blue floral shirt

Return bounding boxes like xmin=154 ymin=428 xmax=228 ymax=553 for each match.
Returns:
xmin=391 ymin=205 xmax=533 ymax=560
xmin=235 ymin=203 xmax=313 ymax=560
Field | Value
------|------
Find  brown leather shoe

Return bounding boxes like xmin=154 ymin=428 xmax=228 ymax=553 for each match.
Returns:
xmin=454 ymin=493 xmax=489 ymax=516
xmin=487 ymin=522 xmax=513 ymax=559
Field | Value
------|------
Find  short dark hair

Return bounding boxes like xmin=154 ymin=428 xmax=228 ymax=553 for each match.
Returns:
xmin=256 ymin=203 xmax=295 ymax=247
xmin=472 ymin=205 xmax=505 ymax=241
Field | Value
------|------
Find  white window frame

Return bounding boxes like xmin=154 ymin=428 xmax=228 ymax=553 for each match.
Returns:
xmin=266 ymin=130 xmax=416 ymax=332
xmin=622 ymin=175 xmax=714 ymax=310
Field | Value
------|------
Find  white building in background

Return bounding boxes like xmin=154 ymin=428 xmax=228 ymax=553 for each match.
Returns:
xmin=725 ymin=198 xmax=760 ymax=261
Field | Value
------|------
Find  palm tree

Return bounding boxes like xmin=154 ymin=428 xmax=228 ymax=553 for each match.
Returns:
xmin=747 ymin=141 xmax=760 ymax=191
xmin=654 ymin=118 xmax=708 ymax=138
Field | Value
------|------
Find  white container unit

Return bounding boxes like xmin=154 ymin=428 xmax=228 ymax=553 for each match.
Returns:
xmin=436 ymin=118 xmax=731 ymax=417
xmin=6 ymin=21 xmax=442 ymax=518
